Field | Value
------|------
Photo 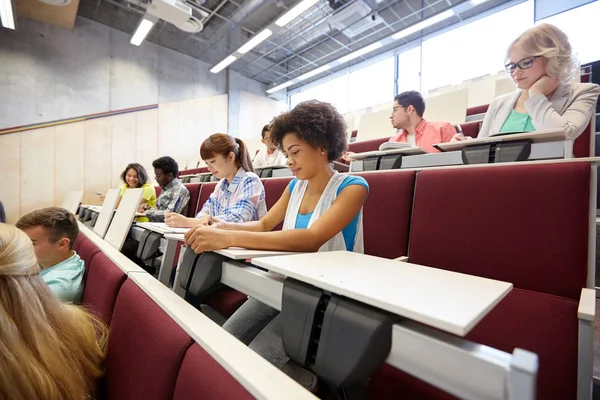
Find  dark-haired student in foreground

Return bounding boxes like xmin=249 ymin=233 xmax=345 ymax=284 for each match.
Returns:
xmin=184 ymin=100 xmax=369 ymax=390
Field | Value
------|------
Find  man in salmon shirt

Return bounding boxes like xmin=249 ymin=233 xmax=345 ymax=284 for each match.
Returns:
xmin=344 ymin=91 xmax=457 ymax=160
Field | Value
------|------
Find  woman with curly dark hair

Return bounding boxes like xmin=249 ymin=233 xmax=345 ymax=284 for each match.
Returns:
xmin=184 ymin=100 xmax=369 ymax=390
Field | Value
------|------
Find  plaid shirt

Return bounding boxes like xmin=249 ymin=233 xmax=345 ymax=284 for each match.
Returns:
xmin=146 ymin=179 xmax=190 ymax=222
xmin=197 ymin=168 xmax=267 ymax=223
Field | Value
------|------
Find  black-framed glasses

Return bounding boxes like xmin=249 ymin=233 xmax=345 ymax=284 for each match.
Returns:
xmin=505 ymin=56 xmax=540 ymax=73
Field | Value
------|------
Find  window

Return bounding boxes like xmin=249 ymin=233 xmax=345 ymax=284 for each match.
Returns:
xmin=348 ymin=57 xmax=395 ymax=111
xmin=396 ymin=45 xmax=422 ymax=94
xmin=420 ymin=1 xmax=534 ymax=93
xmin=290 ymin=73 xmax=349 ymax=114
xmin=537 ymin=1 xmax=600 ymax=65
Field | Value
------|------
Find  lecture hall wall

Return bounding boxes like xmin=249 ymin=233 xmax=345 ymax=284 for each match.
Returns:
xmin=0 ymin=17 xmax=281 ymax=224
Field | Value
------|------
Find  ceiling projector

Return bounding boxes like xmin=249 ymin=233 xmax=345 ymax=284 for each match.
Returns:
xmin=146 ymin=0 xmax=204 ymax=33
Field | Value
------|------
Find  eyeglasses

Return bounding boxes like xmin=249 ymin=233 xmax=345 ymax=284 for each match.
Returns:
xmin=505 ymin=56 xmax=539 ymax=73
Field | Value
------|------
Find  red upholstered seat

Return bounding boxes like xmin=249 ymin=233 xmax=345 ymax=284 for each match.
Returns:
xmin=263 ymin=177 xmax=293 ymax=232
xmin=197 ymin=182 xmax=218 ymax=214
xmin=172 ymin=343 xmax=254 ymax=400
xmin=179 ymin=167 xmax=209 ymax=176
xmin=104 ymin=280 xmax=193 ymax=400
xmin=466 ymin=104 xmax=489 ymax=116
xmin=357 ymin=170 xmax=416 ymax=259
xmin=184 ymin=183 xmax=202 ymax=217
xmin=82 ymin=252 xmax=126 ymax=325
xmin=457 ymin=121 xmax=481 ymax=139
xmin=409 ymin=162 xmax=590 ymax=300
xmin=154 ymin=186 xmax=162 ymax=197
xmin=349 ymin=137 xmax=391 ymax=154
xmin=371 ymin=162 xmax=591 ymax=400
xmin=73 ymin=233 xmax=86 ymax=253
xmin=573 ymin=120 xmax=593 ymax=158
xmin=77 ymin=237 xmax=101 ymax=273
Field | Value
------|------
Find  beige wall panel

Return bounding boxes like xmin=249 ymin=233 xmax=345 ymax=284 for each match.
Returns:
xmin=84 ymin=118 xmax=112 ymax=205
xmin=21 ymin=127 xmax=55 ymax=215
xmin=0 ymin=133 xmax=22 ymax=223
xmin=177 ymin=99 xmax=198 ymax=170
xmin=212 ymin=94 xmax=229 ymax=134
xmin=239 ymin=91 xmax=280 ymax=156
xmin=54 ymin=122 xmax=85 ymax=208
xmin=136 ymin=108 xmax=159 ymax=185
xmin=158 ymin=102 xmax=179 ymax=162
xmin=111 ymin=113 xmax=137 ymax=188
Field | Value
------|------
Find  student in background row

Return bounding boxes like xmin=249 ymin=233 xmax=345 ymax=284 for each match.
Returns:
xmin=16 ymin=207 xmax=84 ymax=303
xmin=253 ymin=124 xmax=287 ymax=168
xmin=143 ymin=156 xmax=190 ymax=222
xmin=0 ymin=200 xmax=5 ymax=223
xmin=453 ymin=23 xmax=600 ymax=150
xmin=102 ymin=163 xmax=157 ymax=222
xmin=184 ymin=100 xmax=369 ymax=391
xmin=166 ymin=134 xmax=266 ymax=228
xmin=0 ymin=223 xmax=107 ymax=400
xmin=344 ymin=91 xmax=457 ymax=160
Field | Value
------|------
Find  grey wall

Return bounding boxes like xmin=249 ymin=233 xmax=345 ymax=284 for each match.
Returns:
xmin=0 ymin=16 xmax=258 ymax=129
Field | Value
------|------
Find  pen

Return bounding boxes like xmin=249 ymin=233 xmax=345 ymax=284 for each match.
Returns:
xmin=173 ymin=196 xmax=182 ymax=213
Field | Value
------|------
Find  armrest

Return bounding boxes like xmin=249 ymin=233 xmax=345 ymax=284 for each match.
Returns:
xmin=578 ymin=288 xmax=596 ymax=321
xmin=394 ymin=256 xmax=409 ymax=262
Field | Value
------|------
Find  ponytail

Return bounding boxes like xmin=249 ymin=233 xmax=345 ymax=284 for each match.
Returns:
xmin=200 ymin=133 xmax=255 ymax=173
xmin=234 ymin=138 xmax=254 ymax=173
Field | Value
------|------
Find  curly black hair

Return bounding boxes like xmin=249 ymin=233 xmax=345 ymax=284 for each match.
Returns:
xmin=270 ymin=100 xmax=348 ymax=162
xmin=152 ymin=156 xmax=179 ymax=177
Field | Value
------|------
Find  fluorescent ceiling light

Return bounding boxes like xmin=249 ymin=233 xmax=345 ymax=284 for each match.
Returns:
xmin=267 ymin=81 xmax=295 ymax=94
xmin=470 ymin=0 xmax=489 ymax=5
xmin=338 ymin=42 xmax=382 ymax=64
xmin=238 ymin=29 xmax=273 ymax=54
xmin=210 ymin=55 xmax=237 ymax=73
xmin=130 ymin=18 xmax=155 ymax=46
xmin=391 ymin=10 xmax=455 ymax=40
xmin=275 ymin=0 xmax=319 ymax=27
xmin=297 ymin=64 xmax=331 ymax=81
xmin=0 ymin=0 xmax=15 ymax=30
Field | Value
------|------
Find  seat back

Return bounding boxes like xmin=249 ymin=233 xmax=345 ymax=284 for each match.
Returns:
xmin=104 ymin=279 xmax=193 ymax=400
xmin=466 ymin=104 xmax=489 ymax=116
xmin=408 ymin=162 xmax=590 ymax=300
xmin=348 ymin=137 xmax=390 ymax=154
xmin=573 ymin=119 xmax=594 ymax=158
xmin=263 ymin=177 xmax=293 ymax=231
xmin=184 ymin=183 xmax=202 ymax=217
xmin=78 ymin=237 xmax=101 ymax=274
xmin=82 ymin=252 xmax=127 ymax=325
xmin=179 ymin=167 xmax=209 ymax=176
xmin=357 ymin=170 xmax=416 ymax=259
xmin=172 ymin=343 xmax=254 ymax=400
xmin=196 ymin=182 xmax=218 ymax=217
xmin=155 ymin=186 xmax=162 ymax=197
xmin=73 ymin=233 xmax=86 ymax=253
xmin=457 ymin=121 xmax=481 ymax=139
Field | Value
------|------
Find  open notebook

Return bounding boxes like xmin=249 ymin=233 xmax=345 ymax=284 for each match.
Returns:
xmin=378 ymin=141 xmax=414 ymax=151
xmin=138 ymin=222 xmax=191 ymax=234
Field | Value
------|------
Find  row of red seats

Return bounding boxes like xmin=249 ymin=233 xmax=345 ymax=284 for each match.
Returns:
xmin=347 ymin=106 xmax=593 ymax=159
xmin=138 ymin=160 xmax=592 ymax=399
xmin=74 ymin=234 xmax=257 ymax=400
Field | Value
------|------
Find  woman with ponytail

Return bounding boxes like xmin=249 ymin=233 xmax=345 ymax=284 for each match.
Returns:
xmin=165 ymin=133 xmax=267 ymax=227
xmin=0 ymin=223 xmax=107 ymax=400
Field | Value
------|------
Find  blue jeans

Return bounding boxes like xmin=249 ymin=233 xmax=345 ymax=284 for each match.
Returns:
xmin=221 ymin=298 xmax=279 ymax=346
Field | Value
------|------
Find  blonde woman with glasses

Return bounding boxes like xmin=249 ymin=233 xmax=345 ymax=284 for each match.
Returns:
xmin=454 ymin=23 xmax=599 ymax=152
xmin=0 ymin=223 xmax=107 ymax=400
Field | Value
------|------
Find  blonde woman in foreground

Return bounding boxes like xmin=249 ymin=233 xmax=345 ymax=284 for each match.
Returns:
xmin=453 ymin=23 xmax=600 ymax=152
xmin=0 ymin=223 xmax=107 ymax=400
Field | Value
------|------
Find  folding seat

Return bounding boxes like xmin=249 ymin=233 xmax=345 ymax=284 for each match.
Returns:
xmin=356 ymin=170 xmax=416 ymax=259
xmin=103 ymin=280 xmax=194 ymax=400
xmin=81 ymin=252 xmax=127 ymax=325
xmin=172 ymin=343 xmax=254 ymax=400
xmin=370 ymin=162 xmax=592 ymax=399
xmin=183 ymin=183 xmax=202 ymax=217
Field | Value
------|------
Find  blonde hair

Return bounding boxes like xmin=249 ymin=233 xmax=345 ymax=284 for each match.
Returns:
xmin=0 ymin=223 xmax=107 ymax=400
xmin=507 ymin=23 xmax=578 ymax=83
